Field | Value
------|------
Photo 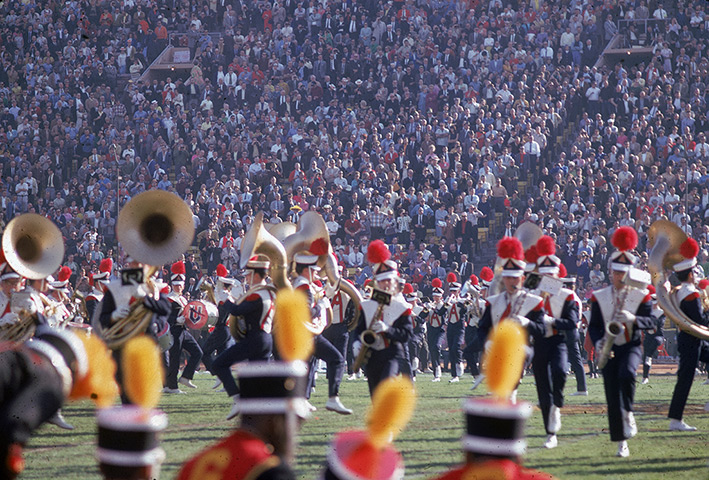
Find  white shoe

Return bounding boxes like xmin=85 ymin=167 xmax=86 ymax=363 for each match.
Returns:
xmin=702 ymin=378 xmax=709 ymax=385
xmin=325 ymin=396 xmax=353 ymax=415
xmin=346 ymin=374 xmax=357 ymax=381
xmin=432 ymin=376 xmax=441 ymax=382
xmin=669 ymin=419 xmax=697 ymax=431
xmin=570 ymin=391 xmax=588 ymax=396
xmin=616 ymin=441 xmax=629 ymax=457
xmin=412 ymin=376 xmax=416 ymax=382
xmin=162 ymin=387 xmax=186 ymax=394
xmin=624 ymin=411 xmax=637 ymax=438
xmin=179 ymin=377 xmax=198 ymax=389
xmin=548 ymin=406 xmax=561 ymax=434
xmin=471 ymin=374 xmax=485 ymax=391
xmin=226 ymin=395 xmax=240 ymax=420
xmin=47 ymin=412 xmax=74 ymax=430
xmin=543 ymin=434 xmax=558 ymax=449
xmin=356 ymin=371 xmax=363 ymax=378
xmin=306 ymin=401 xmax=317 ymax=412
xmin=216 ymin=387 xmax=226 ymax=393
xmin=641 ymin=378 xmax=649 ymax=385
xmin=449 ymin=377 xmax=460 ymax=383
xmin=212 ymin=378 xmax=223 ymax=389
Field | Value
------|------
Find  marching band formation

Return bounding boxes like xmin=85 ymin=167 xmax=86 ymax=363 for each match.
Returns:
xmin=1 ymin=193 xmax=709 ymax=479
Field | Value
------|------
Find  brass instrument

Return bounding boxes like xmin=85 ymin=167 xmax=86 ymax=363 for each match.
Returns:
xmin=198 ymin=277 xmax=218 ymax=304
xmin=0 ymin=292 xmax=38 ymax=342
xmin=241 ymin=212 xmax=291 ymax=290
xmin=596 ymin=320 xmax=625 ymax=369
xmin=2 ymin=214 xmax=65 ymax=280
xmin=648 ymin=220 xmax=709 ymax=340
xmin=352 ymin=288 xmax=391 ymax=371
xmin=319 ymin=250 xmax=363 ymax=331
xmin=69 ymin=290 xmax=89 ymax=322
xmin=266 ymin=221 xmax=297 ymax=243
xmin=94 ymin=191 xmax=195 ymax=350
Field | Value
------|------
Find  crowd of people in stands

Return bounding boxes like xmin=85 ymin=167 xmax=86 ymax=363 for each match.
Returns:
xmin=1 ymin=0 xmax=709 ymax=304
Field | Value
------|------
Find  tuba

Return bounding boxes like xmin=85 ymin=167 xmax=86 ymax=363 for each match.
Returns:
xmin=93 ymin=191 xmax=195 ymax=350
xmin=647 ymin=220 xmax=709 ymax=340
xmin=0 ymin=214 xmax=65 ymax=342
xmin=266 ymin=221 xmax=297 ymax=244
xmin=2 ymin=214 xmax=64 ymax=280
xmin=241 ymin=212 xmax=291 ymax=290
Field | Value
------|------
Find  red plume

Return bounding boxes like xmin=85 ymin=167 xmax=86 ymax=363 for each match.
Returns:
xmin=679 ymin=238 xmax=699 ymax=259
xmin=446 ymin=272 xmax=458 ymax=283
xmin=697 ymin=280 xmax=709 ymax=290
xmin=216 ymin=264 xmax=228 ymax=277
xmin=171 ymin=261 xmax=186 ymax=275
xmin=58 ymin=266 xmax=72 ymax=282
xmin=647 ymin=284 xmax=658 ymax=294
xmin=480 ymin=267 xmax=494 ymax=282
xmin=524 ymin=245 xmax=539 ymax=264
xmin=310 ymin=238 xmax=329 ymax=256
xmin=364 ymin=279 xmax=373 ymax=288
xmin=160 ymin=285 xmax=170 ymax=295
xmin=99 ymin=258 xmax=113 ymax=274
xmin=536 ymin=235 xmax=556 ymax=256
xmin=313 ymin=280 xmax=323 ymax=288
xmin=497 ymin=237 xmax=524 ymax=260
xmin=403 ymin=283 xmax=414 ymax=295
xmin=431 ymin=278 xmax=443 ymax=288
xmin=470 ymin=274 xmax=479 ymax=286
xmin=611 ymin=226 xmax=638 ymax=252
xmin=558 ymin=264 xmax=568 ymax=278
xmin=367 ymin=240 xmax=391 ymax=264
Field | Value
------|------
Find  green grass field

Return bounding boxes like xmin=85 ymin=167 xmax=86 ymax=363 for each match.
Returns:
xmin=22 ymin=370 xmax=709 ymax=479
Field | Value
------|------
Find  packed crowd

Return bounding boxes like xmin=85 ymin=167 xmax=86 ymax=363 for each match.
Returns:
xmin=0 ymin=0 xmax=708 ymax=303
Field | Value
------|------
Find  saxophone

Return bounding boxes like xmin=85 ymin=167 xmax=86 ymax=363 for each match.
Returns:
xmin=596 ymin=287 xmax=629 ymax=369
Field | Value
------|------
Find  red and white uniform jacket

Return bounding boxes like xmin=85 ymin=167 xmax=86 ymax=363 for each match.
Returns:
xmin=354 ymin=295 xmax=413 ymax=352
xmin=444 ymin=294 xmax=467 ymax=325
xmin=426 ymin=300 xmax=446 ymax=328
xmin=224 ymin=284 xmax=275 ymax=334
xmin=478 ymin=290 xmax=544 ymax=343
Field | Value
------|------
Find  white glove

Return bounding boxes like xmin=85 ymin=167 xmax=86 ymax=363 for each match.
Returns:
xmin=130 ymin=279 xmax=148 ymax=298
xmin=176 ymin=315 xmax=185 ymax=325
xmin=618 ymin=310 xmax=636 ymax=325
xmin=324 ymin=279 xmax=339 ymax=299
xmin=370 ymin=320 xmax=389 ymax=333
xmin=111 ymin=305 xmax=132 ymax=321
xmin=352 ymin=340 xmax=362 ymax=357
xmin=0 ymin=313 xmax=19 ymax=326
xmin=509 ymin=315 xmax=530 ymax=328
xmin=543 ymin=314 xmax=556 ymax=338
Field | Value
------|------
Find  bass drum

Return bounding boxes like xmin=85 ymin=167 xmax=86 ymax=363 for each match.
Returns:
xmin=184 ymin=300 xmax=219 ymax=330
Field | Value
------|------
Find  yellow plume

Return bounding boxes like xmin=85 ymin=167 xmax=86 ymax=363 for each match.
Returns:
xmin=122 ymin=335 xmax=164 ymax=409
xmin=69 ymin=331 xmax=119 ymax=408
xmin=367 ymin=376 xmax=416 ymax=449
xmin=273 ymin=289 xmax=314 ymax=362
xmin=483 ymin=320 xmax=527 ymax=400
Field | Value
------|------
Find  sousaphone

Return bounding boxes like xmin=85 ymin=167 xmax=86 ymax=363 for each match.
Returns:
xmin=648 ymin=220 xmax=709 ymax=340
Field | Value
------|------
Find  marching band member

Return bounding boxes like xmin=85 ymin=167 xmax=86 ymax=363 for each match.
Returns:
xmin=428 ymin=322 xmax=558 ymax=480
xmin=403 ymin=283 xmax=423 ymax=381
xmin=96 ymin=256 xmax=171 ymax=404
xmin=323 ymin=265 xmax=355 ymax=378
xmin=85 ymin=259 xmax=113 ymax=321
xmin=201 ymin=264 xmax=236 ymax=389
xmin=321 ymin=377 xmax=415 ymax=480
xmin=178 ymin=290 xmax=314 ymax=480
xmin=558 ymin=264 xmax=588 ymax=397
xmin=426 ymin=278 xmax=447 ymax=382
xmin=293 ymin=246 xmax=352 ymax=415
xmin=352 ymin=240 xmax=413 ymax=397
xmin=46 ymin=267 xmax=74 ymax=328
xmin=525 ymin=236 xmax=580 ymax=449
xmin=1 ymin=326 xmax=118 ymax=480
xmin=463 ymin=274 xmax=485 ymax=390
xmin=0 ymin=259 xmax=22 ymax=319
xmin=213 ymin=256 xmax=277 ymax=420
xmin=477 ymin=237 xmax=545 ymax=355
xmin=668 ymin=238 xmax=706 ymax=432
xmin=641 ymin=285 xmax=664 ymax=385
xmin=588 ymin=227 xmax=658 ymax=457
xmin=164 ymin=261 xmax=203 ymax=394
xmin=444 ymin=272 xmax=466 ymax=383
